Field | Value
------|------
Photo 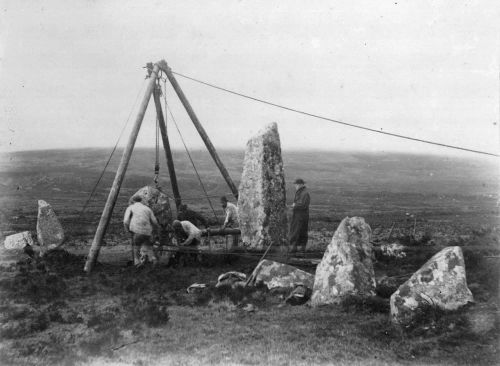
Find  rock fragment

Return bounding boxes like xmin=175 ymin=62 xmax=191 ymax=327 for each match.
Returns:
xmin=36 ymin=200 xmax=65 ymax=248
xmin=246 ymin=259 xmax=314 ymax=291
xmin=311 ymin=217 xmax=376 ymax=306
xmin=237 ymin=122 xmax=287 ymax=250
xmin=3 ymin=231 xmax=34 ymax=250
xmin=187 ymin=283 xmax=207 ymax=294
xmin=390 ymin=246 xmax=473 ymax=326
xmin=285 ymin=283 xmax=312 ymax=305
xmin=216 ymin=271 xmax=247 ymax=288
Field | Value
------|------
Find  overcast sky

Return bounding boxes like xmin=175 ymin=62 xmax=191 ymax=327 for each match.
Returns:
xmin=1 ymin=0 xmax=498 ymax=158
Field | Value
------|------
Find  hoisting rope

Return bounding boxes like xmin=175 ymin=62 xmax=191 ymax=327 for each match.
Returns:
xmin=78 ymin=79 xmax=147 ymax=219
xmin=153 ymin=115 xmax=160 ymax=186
xmin=153 ymin=79 xmax=162 ymax=186
xmin=171 ymin=70 xmax=499 ymax=158
xmin=162 ymin=78 xmax=221 ymax=224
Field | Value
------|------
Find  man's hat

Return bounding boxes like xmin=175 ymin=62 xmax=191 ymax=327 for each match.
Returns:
xmin=293 ymin=178 xmax=305 ymax=184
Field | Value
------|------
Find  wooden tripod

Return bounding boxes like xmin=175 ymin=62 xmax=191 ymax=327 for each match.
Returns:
xmin=84 ymin=60 xmax=239 ymax=273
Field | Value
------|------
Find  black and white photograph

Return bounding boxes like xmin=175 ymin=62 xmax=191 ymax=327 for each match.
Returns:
xmin=0 ymin=1 xmax=498 ymax=365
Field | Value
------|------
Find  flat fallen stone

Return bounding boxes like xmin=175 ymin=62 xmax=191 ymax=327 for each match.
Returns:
xmin=237 ymin=122 xmax=287 ymax=250
xmin=36 ymin=200 xmax=65 ymax=247
xmin=311 ymin=216 xmax=376 ymax=306
xmin=3 ymin=231 xmax=34 ymax=250
xmin=247 ymin=259 xmax=314 ymax=290
xmin=390 ymin=246 xmax=473 ymax=326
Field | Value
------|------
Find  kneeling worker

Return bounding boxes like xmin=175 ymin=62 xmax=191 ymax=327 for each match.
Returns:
xmin=123 ymin=196 xmax=159 ymax=266
xmin=172 ymin=219 xmax=202 ymax=246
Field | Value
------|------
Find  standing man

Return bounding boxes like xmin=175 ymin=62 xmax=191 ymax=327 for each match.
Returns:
xmin=123 ymin=196 xmax=159 ymax=266
xmin=289 ymin=178 xmax=310 ymax=254
xmin=220 ymin=196 xmax=239 ymax=247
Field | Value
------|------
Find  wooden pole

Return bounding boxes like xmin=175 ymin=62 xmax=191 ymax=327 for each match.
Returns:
xmin=158 ymin=60 xmax=239 ymax=199
xmin=201 ymin=228 xmax=241 ymax=237
xmin=84 ymin=64 xmax=160 ymax=273
xmin=153 ymin=86 xmax=182 ymax=210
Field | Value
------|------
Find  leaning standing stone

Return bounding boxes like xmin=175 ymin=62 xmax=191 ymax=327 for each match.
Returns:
xmin=237 ymin=122 xmax=287 ymax=251
xmin=36 ymin=200 xmax=65 ymax=247
xmin=3 ymin=231 xmax=34 ymax=250
xmin=390 ymin=246 xmax=473 ymax=326
xmin=311 ymin=217 xmax=376 ymax=306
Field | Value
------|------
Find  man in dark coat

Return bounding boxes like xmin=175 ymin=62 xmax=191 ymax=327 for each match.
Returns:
xmin=289 ymin=178 xmax=310 ymax=254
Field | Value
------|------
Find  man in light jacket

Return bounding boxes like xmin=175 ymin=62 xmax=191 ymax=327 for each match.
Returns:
xmin=124 ymin=196 xmax=159 ymax=266
xmin=220 ymin=196 xmax=239 ymax=248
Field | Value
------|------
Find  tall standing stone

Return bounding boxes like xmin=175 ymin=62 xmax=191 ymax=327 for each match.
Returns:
xmin=390 ymin=246 xmax=473 ymax=326
xmin=237 ymin=123 xmax=287 ymax=250
xmin=36 ymin=200 xmax=65 ymax=248
xmin=311 ymin=217 xmax=376 ymax=306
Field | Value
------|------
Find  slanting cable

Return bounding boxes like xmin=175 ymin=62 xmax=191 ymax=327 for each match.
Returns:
xmin=165 ymin=102 xmax=221 ymax=224
xmin=172 ymin=71 xmax=499 ymax=158
xmin=78 ymin=79 xmax=147 ymax=219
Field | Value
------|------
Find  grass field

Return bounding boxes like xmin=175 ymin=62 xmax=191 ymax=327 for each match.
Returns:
xmin=0 ymin=148 xmax=498 ymax=365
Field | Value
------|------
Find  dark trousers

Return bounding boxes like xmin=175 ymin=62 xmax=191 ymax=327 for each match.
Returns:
xmin=130 ymin=233 xmax=153 ymax=265
xmin=289 ymin=213 xmax=309 ymax=252
xmin=226 ymin=221 xmax=239 ymax=248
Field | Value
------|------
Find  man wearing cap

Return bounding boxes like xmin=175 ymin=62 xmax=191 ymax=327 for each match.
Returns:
xmin=289 ymin=178 xmax=310 ymax=254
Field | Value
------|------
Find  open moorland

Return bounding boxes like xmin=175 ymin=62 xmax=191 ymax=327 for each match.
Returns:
xmin=0 ymin=148 xmax=498 ymax=365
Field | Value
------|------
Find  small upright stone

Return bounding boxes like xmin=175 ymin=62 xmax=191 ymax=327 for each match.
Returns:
xmin=37 ymin=200 xmax=65 ymax=247
xmin=390 ymin=246 xmax=473 ymax=326
xmin=4 ymin=231 xmax=34 ymax=250
xmin=237 ymin=123 xmax=287 ymax=250
xmin=311 ymin=217 xmax=376 ymax=306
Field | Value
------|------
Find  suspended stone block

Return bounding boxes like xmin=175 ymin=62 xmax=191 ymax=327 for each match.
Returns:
xmin=311 ymin=217 xmax=376 ymax=306
xmin=237 ymin=122 xmax=287 ymax=251
xmin=37 ymin=200 xmax=65 ymax=248
xmin=3 ymin=231 xmax=34 ymax=250
xmin=390 ymin=246 xmax=473 ymax=326
xmin=130 ymin=186 xmax=173 ymax=230
xmin=246 ymin=259 xmax=314 ymax=291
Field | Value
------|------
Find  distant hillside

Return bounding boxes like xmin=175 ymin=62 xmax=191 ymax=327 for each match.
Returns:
xmin=1 ymin=148 xmax=497 ymax=199
xmin=0 ymin=148 xmax=498 ymax=237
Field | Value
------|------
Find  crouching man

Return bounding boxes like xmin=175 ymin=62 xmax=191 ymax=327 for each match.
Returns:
xmin=172 ymin=219 xmax=202 ymax=266
xmin=172 ymin=220 xmax=201 ymax=246
xmin=123 ymin=196 xmax=159 ymax=267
